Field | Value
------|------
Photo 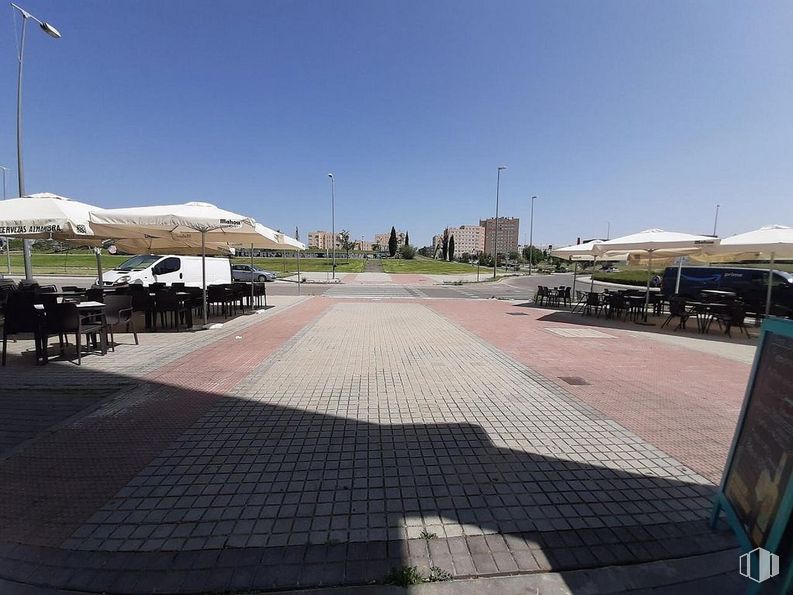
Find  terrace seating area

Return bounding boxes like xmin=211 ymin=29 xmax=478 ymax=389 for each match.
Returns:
xmin=0 ymin=280 xmax=269 ymax=365
xmin=534 ymin=284 xmax=756 ymax=339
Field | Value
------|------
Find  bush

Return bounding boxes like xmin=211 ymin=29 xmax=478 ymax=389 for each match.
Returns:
xmin=399 ymin=244 xmax=417 ymax=260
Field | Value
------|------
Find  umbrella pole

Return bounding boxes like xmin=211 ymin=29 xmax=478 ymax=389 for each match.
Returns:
xmin=94 ymin=247 xmax=103 ymax=290
xmin=589 ymin=257 xmax=597 ymax=293
xmin=765 ymin=252 xmax=775 ymax=318
xmin=250 ymin=243 xmax=254 ymax=310
xmin=643 ymin=251 xmax=653 ymax=322
xmin=202 ymin=231 xmax=207 ymax=327
xmin=297 ymin=249 xmax=301 ymax=296
xmin=675 ymin=257 xmax=683 ymax=294
xmin=571 ymin=261 xmax=577 ymax=301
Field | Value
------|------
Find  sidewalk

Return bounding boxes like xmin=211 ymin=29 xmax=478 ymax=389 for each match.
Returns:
xmin=0 ymin=296 xmax=746 ymax=593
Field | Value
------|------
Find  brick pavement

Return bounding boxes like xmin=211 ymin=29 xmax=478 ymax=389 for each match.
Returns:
xmin=428 ymin=300 xmax=751 ymax=484
xmin=0 ymin=297 xmax=741 ymax=593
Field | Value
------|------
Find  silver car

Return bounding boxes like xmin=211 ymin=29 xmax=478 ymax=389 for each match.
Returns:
xmin=231 ymin=264 xmax=276 ymax=282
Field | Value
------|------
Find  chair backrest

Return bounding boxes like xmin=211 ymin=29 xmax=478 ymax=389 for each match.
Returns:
xmin=61 ymin=286 xmax=82 ymax=292
xmin=171 ymin=282 xmax=186 ymax=290
xmin=207 ymin=285 xmax=227 ymax=301
xmin=4 ymin=292 xmax=42 ymax=333
xmin=103 ymin=295 xmax=132 ymax=317
xmin=56 ymin=302 xmax=81 ymax=332
xmin=586 ymin=292 xmax=600 ymax=305
xmin=85 ymin=287 xmax=104 ymax=302
xmin=669 ymin=295 xmax=686 ymax=316
xmin=730 ymin=302 xmax=746 ymax=325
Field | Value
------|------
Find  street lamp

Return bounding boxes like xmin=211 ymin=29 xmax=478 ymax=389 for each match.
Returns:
xmin=327 ymin=173 xmax=336 ymax=279
xmin=493 ymin=166 xmax=506 ymax=279
xmin=528 ymin=195 xmax=537 ymax=275
xmin=712 ymin=204 xmax=720 ymax=236
xmin=11 ymin=3 xmax=62 ymax=282
xmin=0 ymin=166 xmax=8 ymax=273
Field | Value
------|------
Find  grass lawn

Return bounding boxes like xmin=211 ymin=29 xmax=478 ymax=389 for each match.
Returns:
xmin=232 ymin=257 xmax=364 ymax=276
xmin=381 ymin=256 xmax=478 ymax=275
xmin=1 ymin=252 xmax=365 ymax=276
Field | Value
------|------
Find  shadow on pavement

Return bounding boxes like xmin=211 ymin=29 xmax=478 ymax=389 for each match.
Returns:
xmin=0 ymin=354 xmax=737 ymax=593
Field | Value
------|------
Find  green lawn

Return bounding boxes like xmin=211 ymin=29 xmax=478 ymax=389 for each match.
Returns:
xmin=0 ymin=252 xmax=365 ymax=276
xmin=381 ymin=256 xmax=478 ymax=275
xmin=231 ymin=257 xmax=364 ymax=276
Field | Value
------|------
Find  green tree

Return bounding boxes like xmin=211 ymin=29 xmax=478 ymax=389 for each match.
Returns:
xmin=339 ymin=229 xmax=355 ymax=259
xmin=460 ymin=252 xmax=471 ymax=263
xmin=399 ymin=244 xmax=416 ymax=259
xmin=441 ymin=228 xmax=449 ymax=261
xmin=522 ymin=245 xmax=543 ymax=264
xmin=404 ymin=231 xmax=409 ymax=247
xmin=448 ymin=235 xmax=455 ymax=261
xmin=388 ymin=226 xmax=398 ymax=257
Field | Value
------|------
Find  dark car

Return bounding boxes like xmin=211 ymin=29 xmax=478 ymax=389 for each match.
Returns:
xmin=231 ymin=264 xmax=276 ymax=282
xmin=661 ymin=266 xmax=793 ymax=316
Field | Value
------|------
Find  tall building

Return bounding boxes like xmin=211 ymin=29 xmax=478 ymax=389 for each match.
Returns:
xmin=480 ymin=217 xmax=520 ymax=256
xmin=307 ymin=231 xmax=338 ymax=250
xmin=446 ymin=225 xmax=485 ymax=255
xmin=374 ymin=231 xmax=405 ymax=250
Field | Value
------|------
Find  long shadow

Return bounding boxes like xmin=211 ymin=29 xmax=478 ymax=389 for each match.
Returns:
xmin=0 ymin=356 xmax=738 ymax=594
xmin=511 ymin=304 xmax=758 ymax=347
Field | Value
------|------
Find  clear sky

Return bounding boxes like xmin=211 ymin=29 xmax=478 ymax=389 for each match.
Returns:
xmin=1 ymin=0 xmax=792 ymax=248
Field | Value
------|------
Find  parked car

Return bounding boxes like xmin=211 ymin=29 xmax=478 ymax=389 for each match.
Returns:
xmin=102 ymin=254 xmax=232 ymax=287
xmin=231 ymin=264 xmax=277 ymax=282
xmin=661 ymin=266 xmax=793 ymax=316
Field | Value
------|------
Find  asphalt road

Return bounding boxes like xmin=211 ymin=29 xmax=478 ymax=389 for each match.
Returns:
xmin=4 ymin=272 xmax=578 ymax=300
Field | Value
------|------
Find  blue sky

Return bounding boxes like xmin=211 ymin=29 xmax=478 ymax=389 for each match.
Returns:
xmin=1 ymin=0 xmax=792 ymax=248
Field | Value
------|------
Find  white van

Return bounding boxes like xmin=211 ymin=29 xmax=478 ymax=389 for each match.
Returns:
xmin=101 ymin=255 xmax=232 ymax=287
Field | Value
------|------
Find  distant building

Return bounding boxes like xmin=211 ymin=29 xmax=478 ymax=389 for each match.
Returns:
xmin=374 ymin=231 xmax=406 ymax=250
xmin=447 ymin=225 xmax=484 ymax=256
xmin=480 ymin=217 xmax=520 ymax=256
xmin=308 ymin=230 xmax=339 ymax=250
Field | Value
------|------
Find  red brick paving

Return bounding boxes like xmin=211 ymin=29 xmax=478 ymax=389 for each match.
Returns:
xmin=391 ymin=274 xmax=431 ymax=284
xmin=0 ymin=298 xmax=331 ymax=547
xmin=427 ymin=300 xmax=751 ymax=484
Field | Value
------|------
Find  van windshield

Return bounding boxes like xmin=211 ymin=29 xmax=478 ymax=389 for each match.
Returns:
xmin=115 ymin=255 xmax=161 ymax=272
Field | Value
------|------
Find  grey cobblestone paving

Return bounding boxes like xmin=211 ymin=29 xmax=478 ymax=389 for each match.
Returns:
xmin=62 ymin=303 xmax=732 ymax=574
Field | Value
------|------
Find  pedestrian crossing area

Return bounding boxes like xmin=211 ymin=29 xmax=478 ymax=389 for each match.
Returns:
xmin=324 ymin=285 xmax=430 ymax=299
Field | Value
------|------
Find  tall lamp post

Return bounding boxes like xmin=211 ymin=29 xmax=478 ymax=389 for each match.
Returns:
xmin=493 ymin=166 xmax=506 ymax=279
xmin=11 ymin=3 xmax=61 ymax=282
xmin=712 ymin=204 xmax=720 ymax=236
xmin=0 ymin=166 xmax=8 ymax=273
xmin=327 ymin=173 xmax=336 ymax=280
xmin=528 ymin=195 xmax=537 ymax=275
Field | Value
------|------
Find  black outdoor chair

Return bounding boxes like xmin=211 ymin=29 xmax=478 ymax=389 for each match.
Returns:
xmin=2 ymin=292 xmax=47 ymax=365
xmin=207 ymin=285 xmax=232 ymax=318
xmin=605 ymin=293 xmax=627 ymax=320
xmin=85 ymin=287 xmax=104 ymax=302
xmin=583 ymin=292 xmax=603 ymax=317
xmin=154 ymin=291 xmax=189 ymax=330
xmin=560 ymin=287 xmax=571 ymax=308
xmin=534 ymin=286 xmax=548 ymax=306
xmin=708 ymin=302 xmax=750 ymax=338
xmin=61 ymin=285 xmax=82 ymax=292
xmin=170 ymin=282 xmax=186 ymax=290
xmin=103 ymin=295 xmax=138 ymax=348
xmin=661 ymin=296 xmax=690 ymax=330
xmin=57 ymin=302 xmax=107 ymax=365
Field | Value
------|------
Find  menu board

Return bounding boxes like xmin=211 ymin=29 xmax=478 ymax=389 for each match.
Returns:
xmin=723 ymin=330 xmax=793 ymax=547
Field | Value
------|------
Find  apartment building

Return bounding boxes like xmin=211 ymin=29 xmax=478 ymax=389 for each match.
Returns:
xmin=374 ymin=231 xmax=406 ymax=249
xmin=307 ymin=230 xmax=338 ymax=250
xmin=479 ymin=217 xmax=520 ymax=256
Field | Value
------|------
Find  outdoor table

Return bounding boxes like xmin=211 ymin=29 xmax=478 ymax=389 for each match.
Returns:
xmin=75 ymin=301 xmax=108 ymax=354
xmin=686 ymin=301 xmax=730 ymax=334
xmin=701 ymin=289 xmax=736 ymax=300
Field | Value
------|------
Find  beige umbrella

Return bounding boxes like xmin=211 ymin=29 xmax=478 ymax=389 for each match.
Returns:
xmin=597 ymin=229 xmax=718 ymax=321
xmin=704 ymin=225 xmax=793 ymax=317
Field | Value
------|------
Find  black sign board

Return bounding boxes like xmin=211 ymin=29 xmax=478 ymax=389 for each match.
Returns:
xmin=711 ymin=318 xmax=793 ymax=592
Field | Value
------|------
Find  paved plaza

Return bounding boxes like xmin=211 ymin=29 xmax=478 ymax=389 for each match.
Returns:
xmin=0 ymin=290 xmax=752 ymax=593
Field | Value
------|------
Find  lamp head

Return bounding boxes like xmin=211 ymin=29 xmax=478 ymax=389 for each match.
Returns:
xmin=40 ymin=22 xmax=61 ymax=38
xmin=327 ymin=173 xmax=334 ymax=179
xmin=498 ymin=166 xmax=507 ymax=171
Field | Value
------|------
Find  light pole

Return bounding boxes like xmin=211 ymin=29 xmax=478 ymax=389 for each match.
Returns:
xmin=327 ymin=173 xmax=336 ymax=279
xmin=606 ymin=221 xmax=610 ymax=240
xmin=493 ymin=166 xmax=506 ymax=279
xmin=0 ymin=166 xmax=8 ymax=273
xmin=11 ymin=3 xmax=61 ymax=282
xmin=528 ymin=195 xmax=537 ymax=275
xmin=712 ymin=204 xmax=720 ymax=236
